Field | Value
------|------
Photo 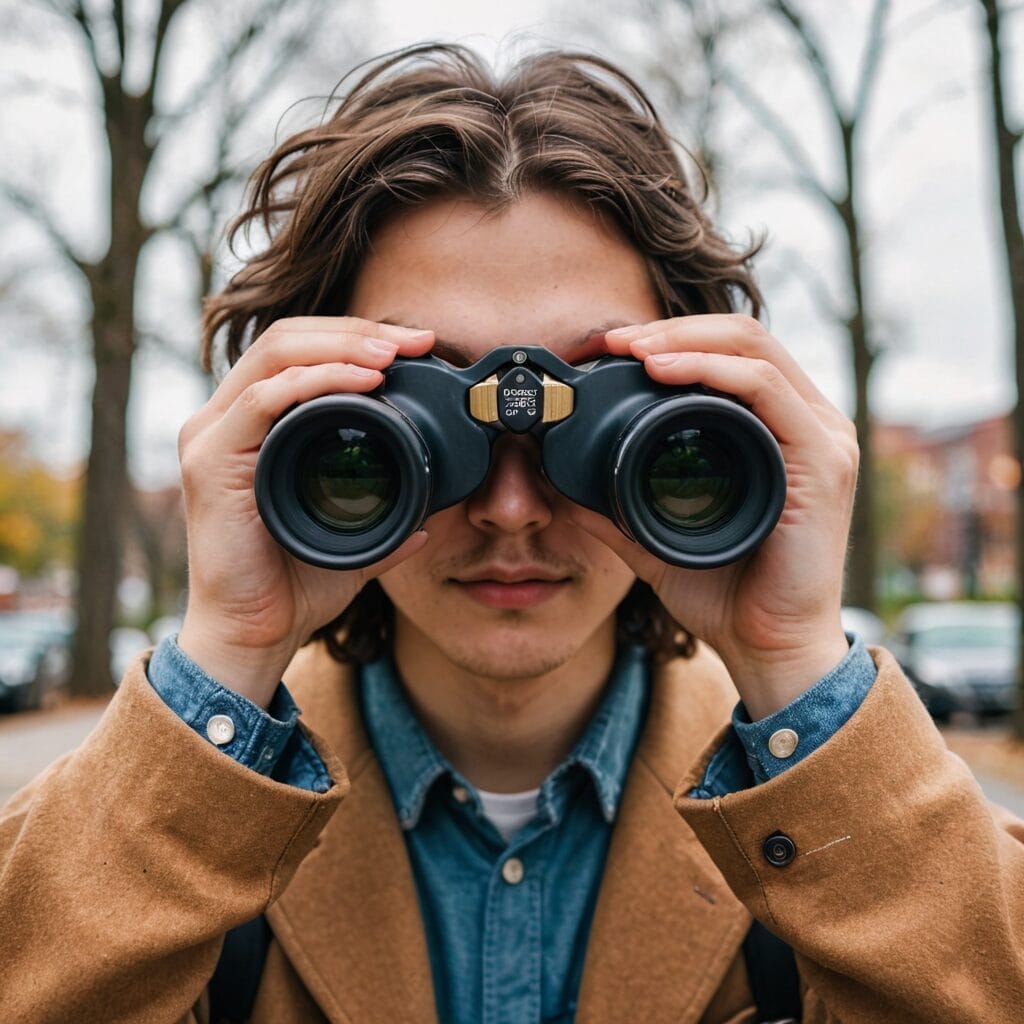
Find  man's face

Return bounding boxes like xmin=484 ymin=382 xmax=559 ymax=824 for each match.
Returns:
xmin=347 ymin=192 xmax=663 ymax=682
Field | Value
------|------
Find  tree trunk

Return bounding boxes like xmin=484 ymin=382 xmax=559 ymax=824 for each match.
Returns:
xmin=69 ymin=268 xmax=137 ymax=695
xmin=838 ymin=121 xmax=878 ymax=612
xmin=68 ymin=89 xmax=148 ymax=697
xmin=978 ymin=0 xmax=1024 ymax=736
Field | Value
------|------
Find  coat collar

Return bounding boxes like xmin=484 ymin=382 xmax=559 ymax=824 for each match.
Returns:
xmin=268 ymin=642 xmax=749 ymax=1024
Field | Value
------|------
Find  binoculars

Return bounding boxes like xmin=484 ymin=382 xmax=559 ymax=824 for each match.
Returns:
xmin=254 ymin=346 xmax=786 ymax=570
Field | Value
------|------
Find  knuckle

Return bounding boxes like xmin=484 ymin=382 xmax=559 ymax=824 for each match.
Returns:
xmin=177 ymin=415 xmax=199 ymax=458
xmin=240 ymin=380 xmax=271 ymax=415
xmin=754 ymin=358 xmax=786 ymax=394
xmin=728 ymin=313 xmax=770 ymax=346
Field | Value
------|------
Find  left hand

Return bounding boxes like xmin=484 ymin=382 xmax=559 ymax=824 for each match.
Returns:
xmin=568 ymin=314 xmax=856 ymax=719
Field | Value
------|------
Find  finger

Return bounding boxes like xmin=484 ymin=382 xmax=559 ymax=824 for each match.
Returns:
xmin=643 ymin=351 xmax=825 ymax=448
xmin=561 ymin=501 xmax=668 ymax=588
xmin=211 ymin=321 xmax=434 ymax=415
xmin=601 ymin=318 xmax=679 ymax=355
xmin=360 ymin=530 xmax=431 ymax=584
xmin=213 ymin=362 xmax=383 ymax=454
xmin=625 ymin=315 xmax=833 ymax=413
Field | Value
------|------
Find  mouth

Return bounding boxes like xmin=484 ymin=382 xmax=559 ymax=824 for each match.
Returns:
xmin=450 ymin=566 xmax=572 ymax=610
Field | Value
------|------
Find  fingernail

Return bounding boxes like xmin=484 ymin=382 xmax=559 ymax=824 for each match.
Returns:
xmin=605 ymin=326 xmax=637 ymax=338
xmin=351 ymin=366 xmax=380 ymax=377
xmin=368 ymin=338 xmax=399 ymax=356
xmin=649 ymin=353 xmax=677 ymax=365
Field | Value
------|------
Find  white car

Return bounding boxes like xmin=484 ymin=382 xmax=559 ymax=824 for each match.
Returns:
xmin=889 ymin=602 xmax=1020 ymax=722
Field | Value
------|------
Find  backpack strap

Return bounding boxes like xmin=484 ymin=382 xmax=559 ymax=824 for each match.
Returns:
xmin=206 ymin=913 xmax=797 ymax=1023
xmin=742 ymin=919 xmax=802 ymax=1023
xmin=208 ymin=914 xmax=272 ymax=1024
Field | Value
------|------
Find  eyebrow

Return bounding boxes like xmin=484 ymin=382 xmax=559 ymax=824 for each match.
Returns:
xmin=379 ymin=318 xmax=632 ymax=367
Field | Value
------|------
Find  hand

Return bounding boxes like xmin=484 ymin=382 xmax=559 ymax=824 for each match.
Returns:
xmin=573 ymin=314 xmax=855 ymax=719
xmin=176 ymin=317 xmax=435 ymax=708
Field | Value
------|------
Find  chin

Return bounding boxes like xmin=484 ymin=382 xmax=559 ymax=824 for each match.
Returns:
xmin=441 ymin=646 xmax=581 ymax=683
xmin=431 ymin=621 xmax=592 ymax=682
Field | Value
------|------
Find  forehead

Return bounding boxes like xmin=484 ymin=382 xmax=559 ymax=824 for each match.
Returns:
xmin=346 ymin=193 xmax=662 ymax=365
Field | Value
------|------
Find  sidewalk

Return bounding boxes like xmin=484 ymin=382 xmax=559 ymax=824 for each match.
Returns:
xmin=940 ymin=721 xmax=1024 ymax=818
xmin=0 ymin=700 xmax=109 ymax=804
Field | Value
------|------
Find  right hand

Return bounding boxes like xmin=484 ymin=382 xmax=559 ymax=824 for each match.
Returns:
xmin=176 ymin=316 xmax=435 ymax=708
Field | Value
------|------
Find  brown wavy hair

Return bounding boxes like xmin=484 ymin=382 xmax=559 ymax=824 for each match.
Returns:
xmin=202 ymin=43 xmax=765 ymax=664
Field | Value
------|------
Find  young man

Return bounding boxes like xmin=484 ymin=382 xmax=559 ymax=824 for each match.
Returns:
xmin=2 ymin=46 xmax=1022 ymax=1023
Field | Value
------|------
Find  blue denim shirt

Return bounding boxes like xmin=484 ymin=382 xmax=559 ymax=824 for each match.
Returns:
xmin=147 ymin=633 xmax=876 ymax=1021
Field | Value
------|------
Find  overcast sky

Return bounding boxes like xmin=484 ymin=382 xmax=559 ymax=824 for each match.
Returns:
xmin=0 ymin=0 xmax=1021 ymax=487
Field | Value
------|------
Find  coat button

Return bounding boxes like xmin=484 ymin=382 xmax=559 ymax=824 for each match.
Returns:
xmin=763 ymin=833 xmax=796 ymax=867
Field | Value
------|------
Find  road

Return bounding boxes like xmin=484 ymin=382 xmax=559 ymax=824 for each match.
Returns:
xmin=3 ymin=703 xmax=1024 ymax=819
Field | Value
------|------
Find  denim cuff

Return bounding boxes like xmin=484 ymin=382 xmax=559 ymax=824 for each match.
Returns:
xmin=690 ymin=632 xmax=877 ymax=797
xmin=147 ymin=634 xmax=331 ymax=792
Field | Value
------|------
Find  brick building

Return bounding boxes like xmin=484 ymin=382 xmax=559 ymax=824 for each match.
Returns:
xmin=875 ymin=413 xmax=1018 ymax=597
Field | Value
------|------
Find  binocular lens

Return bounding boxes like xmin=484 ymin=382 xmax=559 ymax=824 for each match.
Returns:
xmin=644 ymin=429 xmax=743 ymax=531
xmin=298 ymin=428 xmax=397 ymax=532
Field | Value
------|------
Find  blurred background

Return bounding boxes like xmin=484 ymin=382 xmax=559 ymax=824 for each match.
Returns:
xmin=1 ymin=0 xmax=1023 ymax=803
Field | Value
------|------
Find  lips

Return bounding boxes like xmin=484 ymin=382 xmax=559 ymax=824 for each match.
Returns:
xmin=451 ymin=566 xmax=571 ymax=609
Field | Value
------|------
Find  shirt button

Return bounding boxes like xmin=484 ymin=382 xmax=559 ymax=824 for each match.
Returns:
xmin=768 ymin=728 xmax=799 ymax=759
xmin=501 ymin=857 xmax=525 ymax=885
xmin=206 ymin=714 xmax=236 ymax=746
xmin=452 ymin=785 xmax=470 ymax=804
xmin=763 ymin=832 xmax=797 ymax=867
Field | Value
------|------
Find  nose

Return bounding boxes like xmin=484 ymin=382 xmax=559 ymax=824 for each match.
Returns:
xmin=465 ymin=434 xmax=554 ymax=535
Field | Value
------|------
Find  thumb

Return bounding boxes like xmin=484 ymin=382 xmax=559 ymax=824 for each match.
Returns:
xmin=561 ymin=502 xmax=667 ymax=589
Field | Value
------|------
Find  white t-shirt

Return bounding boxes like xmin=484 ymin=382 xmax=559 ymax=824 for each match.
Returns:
xmin=476 ymin=786 xmax=541 ymax=843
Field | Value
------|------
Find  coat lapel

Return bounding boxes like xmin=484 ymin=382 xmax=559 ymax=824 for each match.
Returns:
xmin=577 ymin=646 xmax=751 ymax=1024
xmin=267 ymin=646 xmax=437 ymax=1024
xmin=267 ymin=643 xmax=749 ymax=1024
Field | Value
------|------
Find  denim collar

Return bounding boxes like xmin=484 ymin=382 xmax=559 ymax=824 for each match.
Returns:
xmin=359 ymin=645 xmax=649 ymax=831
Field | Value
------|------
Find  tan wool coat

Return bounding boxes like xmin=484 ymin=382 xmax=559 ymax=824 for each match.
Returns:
xmin=1 ymin=642 xmax=1023 ymax=1023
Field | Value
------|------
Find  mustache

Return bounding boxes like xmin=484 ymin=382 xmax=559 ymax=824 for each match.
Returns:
xmin=434 ymin=538 xmax=588 ymax=580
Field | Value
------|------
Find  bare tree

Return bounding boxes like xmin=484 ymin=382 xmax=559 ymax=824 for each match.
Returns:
xmin=2 ymin=0 xmax=341 ymax=694
xmin=705 ymin=0 xmax=892 ymax=612
xmin=976 ymin=0 xmax=1024 ymax=735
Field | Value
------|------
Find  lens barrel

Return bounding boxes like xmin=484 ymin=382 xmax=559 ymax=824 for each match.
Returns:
xmin=611 ymin=395 xmax=786 ymax=568
xmin=254 ymin=395 xmax=431 ymax=570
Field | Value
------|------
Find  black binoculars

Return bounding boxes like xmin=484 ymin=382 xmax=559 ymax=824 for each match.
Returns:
xmin=254 ymin=346 xmax=786 ymax=570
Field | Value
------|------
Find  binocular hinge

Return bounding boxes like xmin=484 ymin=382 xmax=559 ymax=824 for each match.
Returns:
xmin=542 ymin=375 xmax=574 ymax=423
xmin=468 ymin=375 xmax=500 ymax=423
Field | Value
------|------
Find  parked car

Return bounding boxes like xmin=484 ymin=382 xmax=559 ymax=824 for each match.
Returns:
xmin=0 ymin=610 xmax=74 ymax=712
xmin=889 ymin=602 xmax=1020 ymax=722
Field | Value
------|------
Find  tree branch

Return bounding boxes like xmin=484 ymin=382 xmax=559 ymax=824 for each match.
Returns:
xmin=68 ymin=0 xmax=102 ymax=78
xmin=2 ymin=184 xmax=89 ymax=275
xmin=142 ymin=0 xmax=188 ymax=123
xmin=770 ymin=0 xmax=844 ymax=121
xmin=769 ymin=246 xmax=849 ymax=326
xmin=853 ymin=0 xmax=892 ymax=123
xmin=872 ymin=79 xmax=965 ymax=157
xmin=112 ymin=0 xmax=126 ymax=71
xmin=718 ymin=64 xmax=837 ymax=208
xmin=149 ymin=0 xmax=296 ymax=137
